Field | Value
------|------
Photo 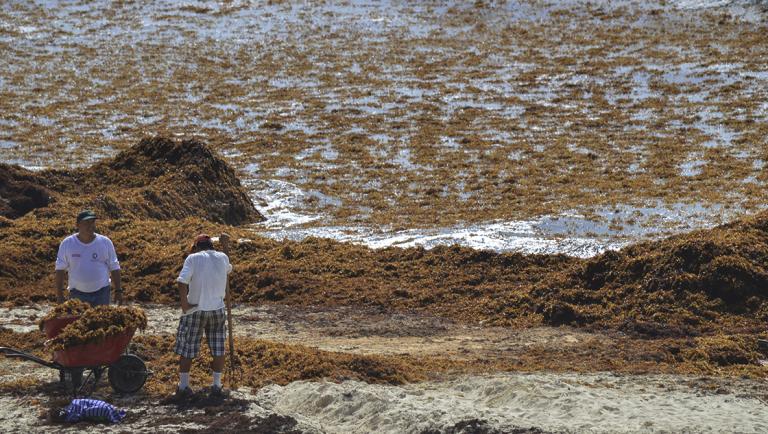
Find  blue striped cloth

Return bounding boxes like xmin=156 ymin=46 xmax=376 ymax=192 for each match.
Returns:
xmin=63 ymin=399 xmax=126 ymax=423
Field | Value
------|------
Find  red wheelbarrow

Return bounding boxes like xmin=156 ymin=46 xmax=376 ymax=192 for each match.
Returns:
xmin=0 ymin=315 xmax=151 ymax=396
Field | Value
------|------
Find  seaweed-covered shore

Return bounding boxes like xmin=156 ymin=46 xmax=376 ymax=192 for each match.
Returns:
xmin=0 ymin=137 xmax=768 ymax=432
xmin=2 ymin=137 xmax=768 ymax=382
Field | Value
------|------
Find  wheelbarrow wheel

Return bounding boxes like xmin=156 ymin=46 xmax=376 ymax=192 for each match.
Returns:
xmin=108 ymin=354 xmax=147 ymax=394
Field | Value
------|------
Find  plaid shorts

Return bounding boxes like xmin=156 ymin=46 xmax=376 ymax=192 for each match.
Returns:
xmin=173 ymin=308 xmax=227 ymax=359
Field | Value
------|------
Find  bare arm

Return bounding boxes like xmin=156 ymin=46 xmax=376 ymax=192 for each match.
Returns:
xmin=178 ymin=282 xmax=196 ymax=313
xmin=55 ymin=270 xmax=66 ymax=303
xmin=111 ymin=269 xmax=122 ymax=305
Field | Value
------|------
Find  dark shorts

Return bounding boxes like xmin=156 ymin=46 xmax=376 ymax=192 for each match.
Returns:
xmin=70 ymin=286 xmax=111 ymax=306
xmin=174 ymin=309 xmax=227 ymax=359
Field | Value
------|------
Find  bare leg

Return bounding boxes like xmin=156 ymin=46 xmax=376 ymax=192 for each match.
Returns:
xmin=212 ymin=355 xmax=225 ymax=372
xmin=179 ymin=356 xmax=193 ymax=373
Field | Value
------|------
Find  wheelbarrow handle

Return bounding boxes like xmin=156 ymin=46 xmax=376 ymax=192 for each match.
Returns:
xmin=0 ymin=346 xmax=62 ymax=369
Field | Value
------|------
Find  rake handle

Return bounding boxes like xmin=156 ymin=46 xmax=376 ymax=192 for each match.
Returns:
xmin=226 ymin=279 xmax=234 ymax=355
xmin=221 ymin=233 xmax=237 ymax=385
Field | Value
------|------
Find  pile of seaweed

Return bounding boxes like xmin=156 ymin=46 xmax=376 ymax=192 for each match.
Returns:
xmin=48 ymin=305 xmax=147 ymax=350
xmin=0 ymin=163 xmax=51 ymax=219
xmin=532 ymin=213 xmax=768 ymax=336
xmin=0 ymin=136 xmax=264 ymax=225
xmin=224 ymin=238 xmax=573 ymax=327
xmin=206 ymin=217 xmax=768 ymax=342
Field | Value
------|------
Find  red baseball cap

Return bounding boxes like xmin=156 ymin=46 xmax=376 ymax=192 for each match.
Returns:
xmin=194 ymin=234 xmax=211 ymax=243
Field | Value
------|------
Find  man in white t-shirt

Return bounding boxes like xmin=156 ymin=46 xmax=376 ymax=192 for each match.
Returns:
xmin=54 ymin=210 xmax=122 ymax=306
xmin=174 ymin=232 xmax=232 ymax=398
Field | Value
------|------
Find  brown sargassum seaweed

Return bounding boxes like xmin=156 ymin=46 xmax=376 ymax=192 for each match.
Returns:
xmin=0 ymin=327 xmax=763 ymax=397
xmin=47 ymin=305 xmax=147 ymax=351
xmin=2 ymin=3 xmax=768 ymax=229
xmin=1 ymin=137 xmax=768 ymax=378
xmin=38 ymin=299 xmax=91 ymax=330
xmin=0 ymin=136 xmax=264 ymax=225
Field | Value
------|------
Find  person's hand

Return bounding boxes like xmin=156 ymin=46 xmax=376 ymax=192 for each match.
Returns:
xmin=220 ymin=232 xmax=231 ymax=252
xmin=56 ymin=292 xmax=65 ymax=303
xmin=181 ymin=300 xmax=197 ymax=314
xmin=220 ymin=232 xmax=231 ymax=245
xmin=115 ymin=291 xmax=123 ymax=306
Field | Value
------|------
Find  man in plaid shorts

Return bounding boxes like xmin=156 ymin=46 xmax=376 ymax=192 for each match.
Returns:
xmin=174 ymin=232 xmax=232 ymax=397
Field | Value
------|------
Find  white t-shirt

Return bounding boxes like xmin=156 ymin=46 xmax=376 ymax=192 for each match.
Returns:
xmin=176 ymin=250 xmax=232 ymax=314
xmin=55 ymin=233 xmax=121 ymax=293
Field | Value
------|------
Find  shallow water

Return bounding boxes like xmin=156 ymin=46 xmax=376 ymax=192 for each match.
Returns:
xmin=250 ymin=176 xmax=738 ymax=257
xmin=251 ymin=213 xmax=736 ymax=258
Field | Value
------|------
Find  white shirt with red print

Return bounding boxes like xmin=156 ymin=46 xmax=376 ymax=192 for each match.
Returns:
xmin=55 ymin=233 xmax=120 ymax=293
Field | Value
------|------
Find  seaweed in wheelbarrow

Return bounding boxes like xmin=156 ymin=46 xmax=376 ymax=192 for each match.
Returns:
xmin=38 ymin=299 xmax=91 ymax=330
xmin=48 ymin=306 xmax=147 ymax=351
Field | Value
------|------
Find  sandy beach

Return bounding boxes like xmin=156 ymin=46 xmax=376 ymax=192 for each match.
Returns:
xmin=1 ymin=304 xmax=767 ymax=433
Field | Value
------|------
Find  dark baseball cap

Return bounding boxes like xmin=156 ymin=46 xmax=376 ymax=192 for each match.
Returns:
xmin=76 ymin=210 xmax=97 ymax=223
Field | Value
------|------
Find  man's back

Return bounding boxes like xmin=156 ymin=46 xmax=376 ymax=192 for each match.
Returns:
xmin=177 ymin=250 xmax=232 ymax=312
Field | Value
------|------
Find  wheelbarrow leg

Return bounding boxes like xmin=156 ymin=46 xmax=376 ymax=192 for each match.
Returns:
xmin=60 ymin=368 xmax=84 ymax=396
xmin=78 ymin=367 xmax=104 ymax=397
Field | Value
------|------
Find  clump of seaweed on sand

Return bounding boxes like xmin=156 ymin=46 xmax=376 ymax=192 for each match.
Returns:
xmin=125 ymin=333 xmax=441 ymax=396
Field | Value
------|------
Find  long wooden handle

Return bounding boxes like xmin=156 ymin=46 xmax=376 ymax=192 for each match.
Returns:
xmin=226 ymin=277 xmax=234 ymax=355
xmin=221 ymin=235 xmax=236 ymax=378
